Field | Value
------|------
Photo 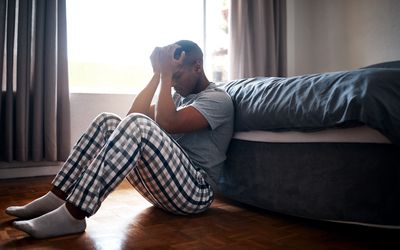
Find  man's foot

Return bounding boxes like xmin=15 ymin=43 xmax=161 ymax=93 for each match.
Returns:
xmin=13 ymin=204 xmax=86 ymax=239
xmin=5 ymin=191 xmax=64 ymax=219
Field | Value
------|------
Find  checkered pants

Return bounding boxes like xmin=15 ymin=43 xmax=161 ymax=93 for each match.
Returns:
xmin=52 ymin=112 xmax=214 ymax=216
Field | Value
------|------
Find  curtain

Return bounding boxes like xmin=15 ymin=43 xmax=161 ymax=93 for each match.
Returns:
xmin=229 ymin=0 xmax=287 ymax=79
xmin=0 ymin=0 xmax=71 ymax=162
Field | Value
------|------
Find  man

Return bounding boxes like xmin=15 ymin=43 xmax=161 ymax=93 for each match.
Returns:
xmin=5 ymin=40 xmax=234 ymax=239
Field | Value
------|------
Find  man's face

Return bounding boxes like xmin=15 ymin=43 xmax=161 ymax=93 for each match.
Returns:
xmin=172 ymin=64 xmax=199 ymax=97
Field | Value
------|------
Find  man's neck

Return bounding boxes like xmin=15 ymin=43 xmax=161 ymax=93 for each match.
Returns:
xmin=193 ymin=75 xmax=210 ymax=94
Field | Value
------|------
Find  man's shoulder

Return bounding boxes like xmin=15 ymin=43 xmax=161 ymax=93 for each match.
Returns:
xmin=197 ymin=87 xmax=234 ymax=113
xmin=201 ymin=85 xmax=232 ymax=102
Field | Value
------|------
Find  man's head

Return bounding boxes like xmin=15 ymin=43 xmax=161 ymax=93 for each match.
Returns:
xmin=174 ymin=40 xmax=203 ymax=66
xmin=172 ymin=40 xmax=208 ymax=97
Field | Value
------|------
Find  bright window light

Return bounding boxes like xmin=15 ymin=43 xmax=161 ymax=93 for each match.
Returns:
xmin=67 ymin=0 xmax=203 ymax=94
xmin=205 ymin=0 xmax=229 ymax=82
xmin=67 ymin=0 xmax=228 ymax=94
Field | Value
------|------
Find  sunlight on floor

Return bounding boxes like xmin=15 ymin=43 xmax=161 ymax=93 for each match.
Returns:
xmin=85 ymin=180 xmax=152 ymax=249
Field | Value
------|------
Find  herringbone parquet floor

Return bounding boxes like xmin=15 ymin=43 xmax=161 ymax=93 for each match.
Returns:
xmin=0 ymin=176 xmax=398 ymax=249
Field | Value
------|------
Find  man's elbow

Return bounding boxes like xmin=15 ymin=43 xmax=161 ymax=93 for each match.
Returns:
xmin=155 ymin=116 xmax=176 ymax=133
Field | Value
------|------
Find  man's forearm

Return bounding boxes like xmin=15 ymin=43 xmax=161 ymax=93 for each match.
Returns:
xmin=155 ymin=74 xmax=178 ymax=130
xmin=127 ymin=73 xmax=160 ymax=117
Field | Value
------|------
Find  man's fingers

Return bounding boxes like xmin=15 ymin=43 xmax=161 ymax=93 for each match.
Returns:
xmin=151 ymin=46 xmax=161 ymax=54
xmin=150 ymin=47 xmax=160 ymax=59
xmin=176 ymin=51 xmax=185 ymax=63
xmin=160 ymin=44 xmax=182 ymax=60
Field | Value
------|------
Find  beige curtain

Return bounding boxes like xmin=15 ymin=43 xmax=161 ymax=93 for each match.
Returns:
xmin=229 ymin=0 xmax=287 ymax=79
xmin=0 ymin=0 xmax=71 ymax=162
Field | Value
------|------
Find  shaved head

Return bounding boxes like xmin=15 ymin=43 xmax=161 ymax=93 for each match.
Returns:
xmin=174 ymin=40 xmax=203 ymax=66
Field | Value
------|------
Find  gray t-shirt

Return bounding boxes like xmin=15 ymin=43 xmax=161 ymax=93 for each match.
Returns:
xmin=171 ymin=83 xmax=234 ymax=189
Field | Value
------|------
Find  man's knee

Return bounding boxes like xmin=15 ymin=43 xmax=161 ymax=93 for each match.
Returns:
xmin=94 ymin=112 xmax=121 ymax=124
xmin=120 ymin=113 xmax=155 ymax=132
xmin=124 ymin=113 xmax=152 ymax=124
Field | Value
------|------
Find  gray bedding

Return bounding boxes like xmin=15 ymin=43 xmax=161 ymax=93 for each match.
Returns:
xmin=220 ymin=65 xmax=400 ymax=144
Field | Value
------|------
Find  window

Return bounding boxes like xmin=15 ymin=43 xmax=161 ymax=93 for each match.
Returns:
xmin=205 ymin=0 xmax=229 ymax=82
xmin=67 ymin=0 xmax=229 ymax=94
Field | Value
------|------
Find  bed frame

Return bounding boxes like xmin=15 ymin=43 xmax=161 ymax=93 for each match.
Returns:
xmin=218 ymin=139 xmax=400 ymax=227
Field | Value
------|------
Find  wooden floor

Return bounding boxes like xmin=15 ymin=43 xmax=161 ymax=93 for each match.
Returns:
xmin=0 ymin=177 xmax=399 ymax=250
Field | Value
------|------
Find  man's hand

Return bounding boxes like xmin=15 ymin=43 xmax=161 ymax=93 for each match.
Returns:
xmin=158 ymin=44 xmax=185 ymax=81
xmin=150 ymin=47 xmax=161 ymax=74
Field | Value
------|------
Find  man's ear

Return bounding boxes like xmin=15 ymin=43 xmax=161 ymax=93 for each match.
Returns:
xmin=194 ymin=61 xmax=202 ymax=73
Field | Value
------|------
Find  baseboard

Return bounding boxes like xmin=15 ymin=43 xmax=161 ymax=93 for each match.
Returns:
xmin=0 ymin=161 xmax=63 ymax=179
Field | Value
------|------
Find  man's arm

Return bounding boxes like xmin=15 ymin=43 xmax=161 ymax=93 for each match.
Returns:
xmin=126 ymin=48 xmax=161 ymax=119
xmin=155 ymin=45 xmax=209 ymax=134
xmin=126 ymin=73 xmax=158 ymax=119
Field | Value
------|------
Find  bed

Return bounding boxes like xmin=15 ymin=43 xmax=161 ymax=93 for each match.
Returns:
xmin=217 ymin=61 xmax=400 ymax=227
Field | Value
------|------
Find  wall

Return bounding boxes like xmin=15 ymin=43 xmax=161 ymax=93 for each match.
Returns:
xmin=70 ymin=93 xmax=135 ymax=146
xmin=287 ymin=0 xmax=400 ymax=76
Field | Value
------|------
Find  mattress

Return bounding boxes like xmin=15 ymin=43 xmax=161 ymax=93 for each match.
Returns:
xmin=233 ymin=126 xmax=391 ymax=144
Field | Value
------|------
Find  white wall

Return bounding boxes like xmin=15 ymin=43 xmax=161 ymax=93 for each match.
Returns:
xmin=70 ymin=93 xmax=135 ymax=146
xmin=287 ymin=0 xmax=400 ymax=76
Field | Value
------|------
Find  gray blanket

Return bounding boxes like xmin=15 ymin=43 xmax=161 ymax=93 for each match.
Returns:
xmin=220 ymin=66 xmax=400 ymax=145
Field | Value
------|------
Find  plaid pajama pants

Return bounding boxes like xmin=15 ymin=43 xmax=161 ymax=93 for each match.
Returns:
xmin=52 ymin=112 xmax=214 ymax=216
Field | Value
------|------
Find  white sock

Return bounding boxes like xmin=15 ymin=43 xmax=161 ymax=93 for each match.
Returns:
xmin=5 ymin=191 xmax=64 ymax=219
xmin=13 ymin=204 xmax=86 ymax=239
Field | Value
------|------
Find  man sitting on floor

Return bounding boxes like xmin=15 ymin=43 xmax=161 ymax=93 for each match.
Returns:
xmin=5 ymin=40 xmax=234 ymax=239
